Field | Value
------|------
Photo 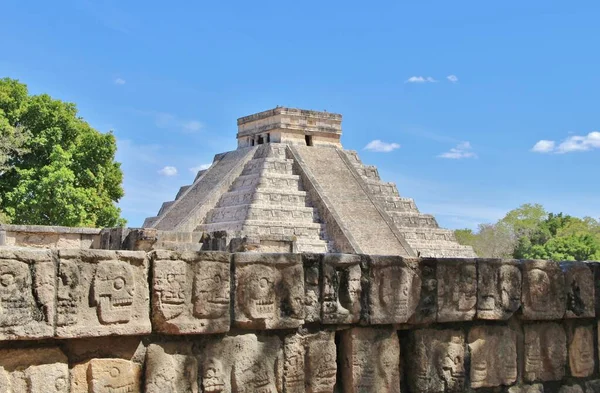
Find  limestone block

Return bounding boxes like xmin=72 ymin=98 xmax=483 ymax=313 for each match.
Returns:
xmin=524 ymin=323 xmax=567 ymax=382
xmin=408 ymin=329 xmax=465 ymax=393
xmin=585 ymin=380 xmax=600 ymax=393
xmin=0 ymin=347 xmax=68 ymax=393
xmin=152 ymin=250 xmax=230 ymax=334
xmin=437 ymin=259 xmax=476 ymax=322
xmin=522 ymin=260 xmax=566 ymax=320
xmin=409 ymin=259 xmax=437 ymax=324
xmin=591 ymin=263 xmax=600 ymax=317
xmin=508 ymin=385 xmax=544 ymax=393
xmin=366 ymin=255 xmax=421 ymax=324
xmin=145 ymin=343 xmax=198 ymax=393
xmin=56 ymin=249 xmax=151 ymax=338
xmin=340 ymin=327 xmax=400 ymax=393
xmin=198 ymin=333 xmax=283 ymax=393
xmin=234 ymin=253 xmax=304 ymax=329
xmin=559 ymin=386 xmax=584 ymax=393
xmin=468 ymin=325 xmax=517 ymax=388
xmin=562 ymin=262 xmax=595 ymax=318
xmin=0 ymin=248 xmax=55 ymax=340
xmin=284 ymin=331 xmax=337 ymax=393
xmin=477 ymin=259 xmax=521 ymax=320
xmin=89 ymin=359 xmax=142 ymax=393
xmin=321 ymin=254 xmax=362 ymax=325
xmin=565 ymin=324 xmax=595 ymax=377
xmin=63 ymin=336 xmax=146 ymax=364
xmin=303 ymin=253 xmax=322 ymax=323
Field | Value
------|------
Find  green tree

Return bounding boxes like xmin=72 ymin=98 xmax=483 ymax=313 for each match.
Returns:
xmin=0 ymin=78 xmax=125 ymax=227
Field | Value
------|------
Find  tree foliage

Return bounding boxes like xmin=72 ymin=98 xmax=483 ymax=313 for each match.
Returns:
xmin=455 ymin=203 xmax=600 ymax=261
xmin=0 ymin=78 xmax=125 ymax=227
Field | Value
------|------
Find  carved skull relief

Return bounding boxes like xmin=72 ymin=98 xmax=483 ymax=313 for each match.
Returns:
xmin=93 ymin=261 xmax=135 ymax=324
xmin=203 ymin=359 xmax=225 ymax=393
xmin=528 ymin=269 xmax=551 ymax=311
xmin=0 ymin=260 xmax=34 ymax=327
xmin=89 ymin=359 xmax=141 ymax=393
xmin=570 ymin=326 xmax=594 ymax=377
xmin=57 ymin=260 xmax=81 ymax=326
xmin=193 ymin=262 xmax=230 ymax=319
xmin=241 ymin=264 xmax=277 ymax=321
xmin=307 ymin=337 xmax=336 ymax=393
xmin=439 ymin=338 xmax=465 ymax=391
xmin=154 ymin=260 xmax=186 ymax=321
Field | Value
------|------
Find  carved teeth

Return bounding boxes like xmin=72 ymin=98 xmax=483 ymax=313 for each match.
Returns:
xmin=107 ymin=383 xmax=134 ymax=393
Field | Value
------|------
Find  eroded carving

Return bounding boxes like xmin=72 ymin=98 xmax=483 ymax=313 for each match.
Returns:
xmin=437 ymin=260 xmax=476 ymax=322
xmin=193 ymin=262 xmax=230 ymax=320
xmin=303 ymin=254 xmax=321 ymax=323
xmin=93 ymin=260 xmax=135 ymax=324
xmin=57 ymin=260 xmax=82 ymax=326
xmin=409 ymin=329 xmax=465 ymax=393
xmin=89 ymin=358 xmax=142 ymax=393
xmin=568 ymin=325 xmax=594 ymax=377
xmin=235 ymin=253 xmax=304 ymax=329
xmin=477 ymin=260 xmax=521 ymax=319
xmin=410 ymin=260 xmax=437 ymax=324
xmin=340 ymin=327 xmax=400 ymax=393
xmin=145 ymin=343 xmax=198 ymax=393
xmin=284 ymin=331 xmax=336 ymax=393
xmin=522 ymin=261 xmax=566 ymax=320
xmin=0 ymin=260 xmax=34 ymax=327
xmin=562 ymin=262 xmax=595 ymax=319
xmin=321 ymin=254 xmax=362 ymax=324
xmin=524 ymin=323 xmax=566 ymax=382
xmin=468 ymin=326 xmax=517 ymax=388
xmin=0 ymin=348 xmax=68 ymax=393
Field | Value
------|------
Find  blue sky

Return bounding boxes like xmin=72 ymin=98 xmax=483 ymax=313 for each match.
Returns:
xmin=2 ymin=1 xmax=599 ymax=229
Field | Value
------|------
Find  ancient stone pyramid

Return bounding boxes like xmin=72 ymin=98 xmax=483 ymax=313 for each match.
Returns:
xmin=143 ymin=107 xmax=476 ymax=257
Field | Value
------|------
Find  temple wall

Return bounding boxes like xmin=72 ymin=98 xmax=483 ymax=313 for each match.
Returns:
xmin=0 ymin=224 xmax=101 ymax=249
xmin=1 ymin=247 xmax=599 ymax=392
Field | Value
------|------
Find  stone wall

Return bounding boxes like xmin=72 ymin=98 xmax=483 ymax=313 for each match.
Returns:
xmin=0 ymin=224 xmax=101 ymax=249
xmin=1 ymin=247 xmax=599 ymax=392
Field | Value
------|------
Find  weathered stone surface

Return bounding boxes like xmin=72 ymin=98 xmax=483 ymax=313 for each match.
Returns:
xmin=562 ymin=262 xmax=595 ymax=318
xmin=152 ymin=250 xmax=230 ymax=334
xmin=198 ymin=333 xmax=283 ymax=393
xmin=55 ymin=249 xmax=151 ymax=338
xmin=367 ymin=255 xmax=421 ymax=324
xmin=0 ymin=248 xmax=55 ymax=340
xmin=0 ymin=347 xmax=68 ymax=393
xmin=145 ymin=342 xmax=198 ymax=393
xmin=63 ymin=336 xmax=146 ymax=364
xmin=508 ymin=385 xmax=544 ymax=393
xmin=408 ymin=329 xmax=465 ymax=393
xmin=88 ymin=358 xmax=142 ymax=393
xmin=468 ymin=325 xmax=517 ymax=388
xmin=284 ymin=331 xmax=336 ymax=393
xmin=321 ymin=254 xmax=362 ymax=324
xmin=565 ymin=324 xmax=594 ymax=377
xmin=524 ymin=323 xmax=567 ymax=382
xmin=437 ymin=259 xmax=476 ymax=322
xmin=409 ymin=259 xmax=437 ymax=324
xmin=303 ymin=253 xmax=322 ymax=323
xmin=477 ymin=259 xmax=521 ymax=320
xmin=585 ymin=380 xmax=600 ymax=393
xmin=560 ymin=385 xmax=585 ymax=393
xmin=234 ymin=253 xmax=304 ymax=329
xmin=522 ymin=260 xmax=566 ymax=320
xmin=340 ymin=327 xmax=400 ymax=393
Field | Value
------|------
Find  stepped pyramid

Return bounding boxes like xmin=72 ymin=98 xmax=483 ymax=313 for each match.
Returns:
xmin=144 ymin=107 xmax=476 ymax=257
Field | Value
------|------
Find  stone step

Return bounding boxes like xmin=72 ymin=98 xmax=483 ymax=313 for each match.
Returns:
xmin=400 ymin=228 xmax=458 ymax=242
xmin=254 ymin=143 xmax=288 ymax=159
xmin=231 ymin=173 xmax=301 ymax=192
xmin=200 ymin=220 xmax=323 ymax=238
xmin=175 ymin=185 xmax=191 ymax=200
xmin=218 ymin=188 xmax=308 ymax=208
xmin=206 ymin=204 xmax=317 ymax=224
xmin=241 ymin=157 xmax=295 ymax=176
xmin=354 ymin=165 xmax=380 ymax=180
xmin=391 ymin=213 xmax=439 ymax=228
xmin=375 ymin=196 xmax=418 ymax=213
xmin=343 ymin=150 xmax=362 ymax=165
xmin=295 ymin=239 xmax=329 ymax=253
xmin=363 ymin=178 xmax=400 ymax=197
xmin=158 ymin=201 xmax=175 ymax=216
xmin=415 ymin=246 xmax=478 ymax=258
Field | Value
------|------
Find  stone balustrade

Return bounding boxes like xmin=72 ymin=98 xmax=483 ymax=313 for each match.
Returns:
xmin=1 ymin=247 xmax=599 ymax=392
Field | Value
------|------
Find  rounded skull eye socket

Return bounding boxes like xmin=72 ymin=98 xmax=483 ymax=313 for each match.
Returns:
xmin=110 ymin=367 xmax=120 ymax=377
xmin=55 ymin=376 xmax=67 ymax=390
xmin=214 ymin=275 xmax=221 ymax=283
xmin=0 ymin=273 xmax=14 ymax=287
xmin=259 ymin=277 xmax=269 ymax=289
xmin=113 ymin=277 xmax=125 ymax=290
xmin=205 ymin=367 xmax=216 ymax=378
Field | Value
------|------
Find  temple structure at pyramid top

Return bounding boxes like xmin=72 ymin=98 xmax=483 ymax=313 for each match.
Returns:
xmin=143 ymin=107 xmax=476 ymax=258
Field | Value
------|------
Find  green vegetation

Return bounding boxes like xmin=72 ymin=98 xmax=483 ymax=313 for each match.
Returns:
xmin=0 ymin=78 xmax=125 ymax=227
xmin=455 ymin=203 xmax=600 ymax=261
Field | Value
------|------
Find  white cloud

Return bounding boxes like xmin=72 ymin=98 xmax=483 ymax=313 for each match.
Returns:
xmin=189 ymin=163 xmax=211 ymax=173
xmin=447 ymin=75 xmax=458 ymax=83
xmin=158 ymin=166 xmax=178 ymax=176
xmin=531 ymin=132 xmax=600 ymax=154
xmin=531 ymin=140 xmax=556 ymax=153
xmin=364 ymin=140 xmax=401 ymax=153
xmin=147 ymin=111 xmax=203 ymax=133
xmin=114 ymin=78 xmax=126 ymax=85
xmin=438 ymin=141 xmax=477 ymax=159
xmin=182 ymin=120 xmax=203 ymax=133
xmin=405 ymin=76 xmax=437 ymax=83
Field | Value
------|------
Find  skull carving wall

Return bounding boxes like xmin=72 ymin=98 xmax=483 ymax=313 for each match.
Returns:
xmin=152 ymin=251 xmax=230 ymax=334
xmin=477 ymin=260 xmax=522 ymax=320
xmin=145 ymin=343 xmax=198 ymax=393
xmin=437 ymin=260 xmax=477 ymax=322
xmin=562 ymin=262 xmax=594 ymax=319
xmin=284 ymin=331 xmax=337 ymax=393
xmin=0 ymin=347 xmax=68 ymax=393
xmin=93 ymin=260 xmax=135 ymax=324
xmin=568 ymin=325 xmax=594 ymax=378
xmin=321 ymin=254 xmax=362 ymax=324
xmin=524 ymin=323 xmax=566 ymax=382
xmin=522 ymin=261 xmax=566 ymax=320
xmin=468 ymin=326 xmax=517 ymax=388
xmin=234 ymin=253 xmax=304 ymax=329
xmin=89 ymin=358 xmax=142 ymax=393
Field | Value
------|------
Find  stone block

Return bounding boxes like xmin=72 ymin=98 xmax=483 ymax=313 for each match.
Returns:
xmin=89 ymin=359 xmax=142 ymax=393
xmin=522 ymin=260 xmax=566 ymax=320
xmin=468 ymin=325 xmax=517 ymax=388
xmin=562 ymin=262 xmax=595 ymax=318
xmin=567 ymin=324 xmax=595 ymax=377
xmin=321 ymin=254 xmax=362 ymax=324
xmin=585 ymin=380 xmax=600 ymax=393
xmin=524 ymin=323 xmax=567 ymax=382
xmin=234 ymin=253 xmax=304 ymax=329
xmin=198 ymin=333 xmax=282 ymax=393
xmin=366 ymin=255 xmax=421 ymax=324
xmin=560 ymin=385 xmax=585 ymax=393
xmin=55 ymin=249 xmax=151 ymax=338
xmin=408 ymin=329 xmax=465 ymax=393
xmin=303 ymin=253 xmax=322 ymax=323
xmin=145 ymin=342 xmax=198 ymax=393
xmin=0 ymin=347 xmax=68 ymax=393
xmin=437 ymin=259 xmax=476 ymax=322
xmin=340 ymin=327 xmax=400 ymax=393
xmin=151 ymin=250 xmax=230 ymax=334
xmin=284 ymin=331 xmax=337 ymax=393
xmin=409 ymin=259 xmax=437 ymax=324
xmin=508 ymin=385 xmax=544 ymax=393
xmin=477 ymin=259 xmax=521 ymax=320
xmin=0 ymin=248 xmax=55 ymax=340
